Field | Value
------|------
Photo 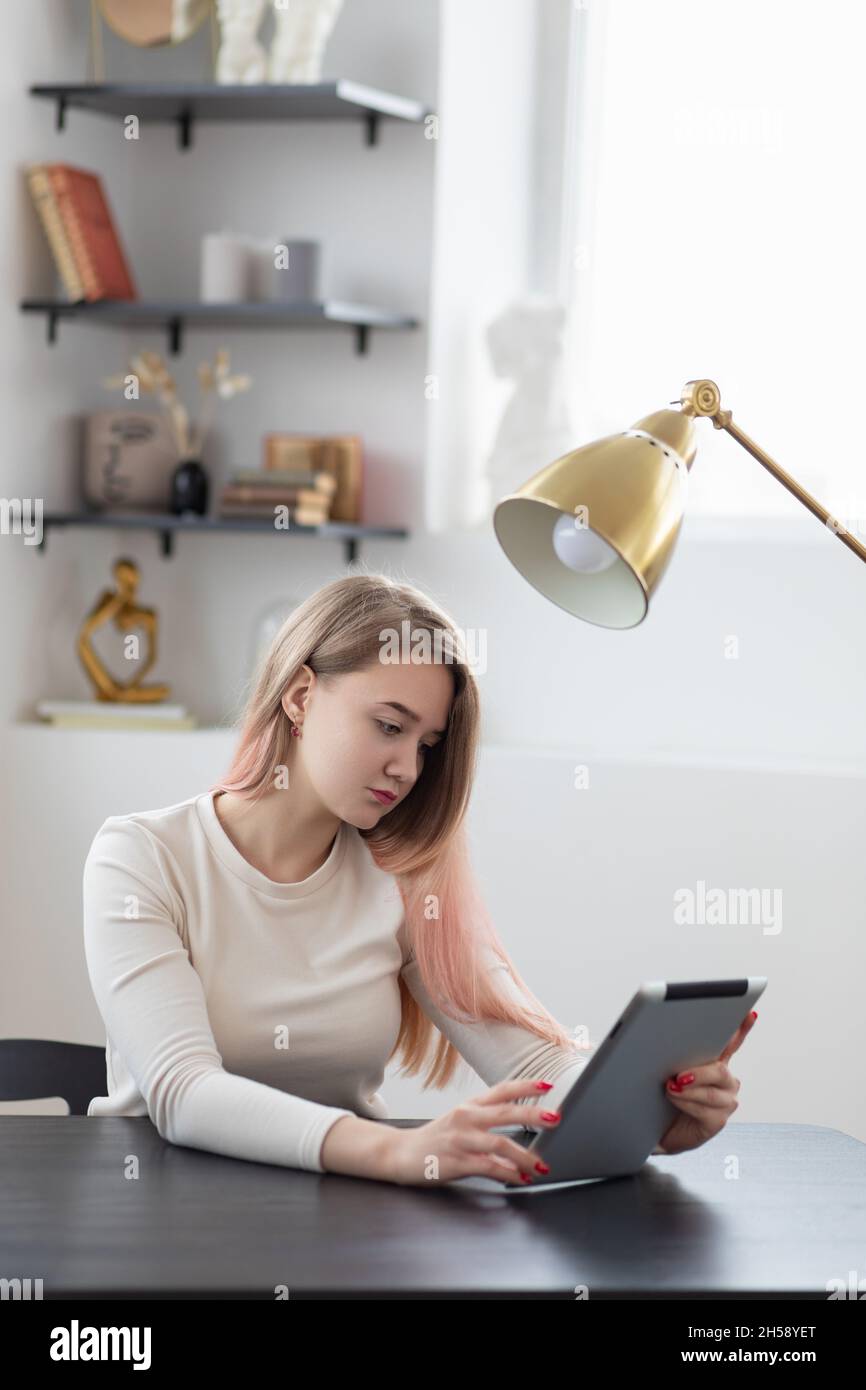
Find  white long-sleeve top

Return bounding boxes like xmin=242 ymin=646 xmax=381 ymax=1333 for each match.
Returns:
xmin=82 ymin=790 xmax=588 ymax=1173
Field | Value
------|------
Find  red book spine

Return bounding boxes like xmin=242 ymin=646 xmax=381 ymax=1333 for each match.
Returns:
xmin=47 ymin=164 xmax=137 ymax=302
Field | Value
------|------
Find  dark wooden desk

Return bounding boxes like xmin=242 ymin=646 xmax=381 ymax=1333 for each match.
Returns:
xmin=1 ymin=1118 xmax=863 ymax=1299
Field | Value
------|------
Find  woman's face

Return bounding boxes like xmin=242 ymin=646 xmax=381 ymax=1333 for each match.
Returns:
xmin=291 ymin=657 xmax=455 ymax=828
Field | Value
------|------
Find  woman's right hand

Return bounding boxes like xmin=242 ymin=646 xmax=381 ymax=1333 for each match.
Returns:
xmin=383 ymin=1078 xmax=562 ymax=1187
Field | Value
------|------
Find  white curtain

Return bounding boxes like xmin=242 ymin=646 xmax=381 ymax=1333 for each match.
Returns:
xmin=424 ymin=0 xmax=574 ymax=535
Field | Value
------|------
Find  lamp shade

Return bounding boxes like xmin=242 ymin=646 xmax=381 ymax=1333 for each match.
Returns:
xmin=493 ymin=407 xmax=697 ymax=628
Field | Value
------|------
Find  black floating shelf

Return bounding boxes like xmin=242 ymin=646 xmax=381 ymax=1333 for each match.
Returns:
xmin=35 ymin=512 xmax=409 ymax=564
xmin=19 ymin=299 xmax=418 ymax=356
xmin=29 ymin=80 xmax=433 ymax=149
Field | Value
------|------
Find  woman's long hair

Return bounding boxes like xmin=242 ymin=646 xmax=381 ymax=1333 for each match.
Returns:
xmin=207 ymin=571 xmax=578 ymax=1089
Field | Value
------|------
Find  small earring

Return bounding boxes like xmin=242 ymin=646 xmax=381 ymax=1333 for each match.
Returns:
xmin=291 ymin=722 xmax=301 ymax=737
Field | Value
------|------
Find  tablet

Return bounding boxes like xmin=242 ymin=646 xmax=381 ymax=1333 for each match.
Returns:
xmin=501 ymin=975 xmax=767 ymax=1187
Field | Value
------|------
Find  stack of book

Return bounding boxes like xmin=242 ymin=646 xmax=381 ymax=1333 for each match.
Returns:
xmin=35 ymin=700 xmax=196 ymax=731
xmin=217 ymin=468 xmax=337 ymax=525
xmin=27 ymin=163 xmax=137 ymax=303
xmin=264 ymin=434 xmax=363 ymax=523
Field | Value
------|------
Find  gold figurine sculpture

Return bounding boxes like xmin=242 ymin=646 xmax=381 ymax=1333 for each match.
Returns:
xmin=77 ymin=558 xmax=170 ymax=702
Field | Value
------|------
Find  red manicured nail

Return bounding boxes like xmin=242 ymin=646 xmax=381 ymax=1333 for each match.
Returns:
xmin=751 ymin=1010 xmax=758 ymax=1020
xmin=535 ymin=1160 xmax=550 ymax=1174
xmin=535 ymin=1080 xmax=553 ymax=1091
xmin=540 ymin=1111 xmax=561 ymax=1123
xmin=519 ymin=1171 xmax=532 ymax=1183
xmin=668 ymin=1079 xmax=682 ymax=1092
xmin=678 ymin=1072 xmax=695 ymax=1086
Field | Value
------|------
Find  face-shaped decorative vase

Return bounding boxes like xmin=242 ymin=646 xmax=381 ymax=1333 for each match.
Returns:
xmin=83 ymin=411 xmax=180 ymax=512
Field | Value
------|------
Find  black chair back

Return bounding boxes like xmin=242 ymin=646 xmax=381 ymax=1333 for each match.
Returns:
xmin=0 ymin=1039 xmax=107 ymax=1115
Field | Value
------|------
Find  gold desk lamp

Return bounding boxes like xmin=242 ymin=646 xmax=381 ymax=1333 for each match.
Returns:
xmin=493 ymin=378 xmax=866 ymax=629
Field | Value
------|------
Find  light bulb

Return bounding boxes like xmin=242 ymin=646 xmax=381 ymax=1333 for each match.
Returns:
xmin=552 ymin=512 xmax=619 ymax=574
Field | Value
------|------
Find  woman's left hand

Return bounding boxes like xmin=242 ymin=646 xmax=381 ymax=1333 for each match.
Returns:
xmin=654 ymin=1010 xmax=758 ymax=1156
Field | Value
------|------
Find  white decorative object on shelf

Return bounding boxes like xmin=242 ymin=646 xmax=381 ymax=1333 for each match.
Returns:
xmin=200 ymin=231 xmax=253 ymax=300
xmin=483 ymin=297 xmax=575 ymax=507
xmin=250 ymin=238 xmax=321 ymax=301
xmin=172 ymin=0 xmax=210 ymax=42
xmin=268 ymin=0 xmax=344 ymax=83
xmin=215 ymin=0 xmax=268 ymax=84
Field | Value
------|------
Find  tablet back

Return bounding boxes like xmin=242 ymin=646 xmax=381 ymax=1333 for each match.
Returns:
xmin=507 ymin=976 xmax=767 ymax=1185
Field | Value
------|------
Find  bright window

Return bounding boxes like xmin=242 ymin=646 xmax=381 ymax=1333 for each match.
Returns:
xmin=562 ymin=0 xmax=866 ymax=530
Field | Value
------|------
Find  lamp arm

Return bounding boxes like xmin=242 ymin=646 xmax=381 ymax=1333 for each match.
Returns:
xmin=679 ymin=378 xmax=866 ymax=566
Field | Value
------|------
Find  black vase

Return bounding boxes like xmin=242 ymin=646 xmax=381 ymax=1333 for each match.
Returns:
xmin=170 ymin=458 xmax=209 ymax=516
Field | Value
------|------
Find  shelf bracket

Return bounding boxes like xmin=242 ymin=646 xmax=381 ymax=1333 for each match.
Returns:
xmin=354 ymin=323 xmax=369 ymax=356
xmin=344 ymin=538 xmax=359 ymax=565
xmin=159 ymin=529 xmax=174 ymax=558
xmin=364 ymin=112 xmax=379 ymax=147
xmin=56 ymin=95 xmax=68 ymax=132
xmin=167 ymin=316 xmax=183 ymax=356
xmin=176 ymin=107 xmax=193 ymax=150
xmin=47 ymin=310 xmax=59 ymax=346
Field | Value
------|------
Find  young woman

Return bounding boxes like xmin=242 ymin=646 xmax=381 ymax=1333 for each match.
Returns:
xmin=83 ymin=572 xmax=754 ymax=1187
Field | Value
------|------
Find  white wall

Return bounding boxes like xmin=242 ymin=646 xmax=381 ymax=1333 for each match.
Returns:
xmin=2 ymin=3 xmax=864 ymax=1153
